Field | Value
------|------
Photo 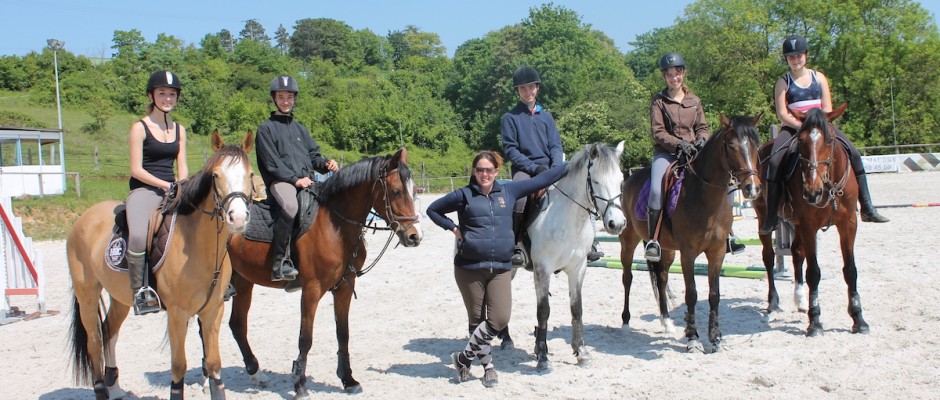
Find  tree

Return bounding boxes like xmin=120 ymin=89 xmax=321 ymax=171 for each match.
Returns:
xmin=219 ymin=29 xmax=235 ymax=52
xmin=290 ymin=18 xmax=354 ymax=64
xmin=240 ymin=19 xmax=270 ymax=43
xmin=387 ymin=25 xmax=446 ymax=68
xmin=275 ymin=24 xmax=290 ymax=54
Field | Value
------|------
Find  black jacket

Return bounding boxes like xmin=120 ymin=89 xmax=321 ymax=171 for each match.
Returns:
xmin=255 ymin=112 xmax=330 ymax=187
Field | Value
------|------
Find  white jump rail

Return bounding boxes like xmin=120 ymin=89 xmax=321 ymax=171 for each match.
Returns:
xmin=0 ymin=196 xmax=45 ymax=313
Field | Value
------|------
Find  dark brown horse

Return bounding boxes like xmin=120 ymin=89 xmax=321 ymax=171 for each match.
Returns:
xmin=226 ymin=147 xmax=422 ymax=399
xmin=619 ymin=115 xmax=761 ymax=353
xmin=67 ymin=131 xmax=254 ymax=400
xmin=753 ymin=104 xmax=869 ymax=336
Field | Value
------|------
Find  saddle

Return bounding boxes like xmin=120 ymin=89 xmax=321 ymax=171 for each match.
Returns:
xmin=517 ymin=189 xmax=549 ymax=271
xmin=104 ymin=204 xmax=176 ymax=276
xmin=243 ymin=187 xmax=320 ymax=243
xmin=635 ymin=162 xmax=685 ymax=222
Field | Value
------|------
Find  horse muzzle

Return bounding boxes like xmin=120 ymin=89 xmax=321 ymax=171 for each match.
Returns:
xmin=802 ymin=189 xmax=824 ymax=206
xmin=740 ymin=182 xmax=761 ymax=201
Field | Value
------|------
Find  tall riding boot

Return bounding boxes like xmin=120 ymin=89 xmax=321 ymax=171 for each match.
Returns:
xmin=856 ymin=174 xmax=889 ymax=223
xmin=128 ymin=250 xmax=160 ymax=315
xmin=510 ymin=212 xmax=526 ymax=266
xmin=759 ymin=181 xmax=782 ymax=235
xmin=644 ymin=209 xmax=662 ymax=262
xmin=586 ymin=240 xmax=604 ymax=262
xmin=270 ymin=216 xmax=299 ymax=281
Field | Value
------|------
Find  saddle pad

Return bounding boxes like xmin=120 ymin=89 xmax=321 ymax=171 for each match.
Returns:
xmin=635 ymin=170 xmax=684 ymax=220
xmin=244 ymin=188 xmax=320 ymax=243
xmin=105 ymin=205 xmax=177 ymax=273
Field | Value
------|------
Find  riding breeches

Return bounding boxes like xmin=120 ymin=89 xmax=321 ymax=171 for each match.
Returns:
xmin=454 ymin=266 xmax=512 ymax=332
xmin=511 ymin=171 xmax=532 ymax=213
xmin=765 ymin=125 xmax=866 ymax=181
xmin=268 ymin=181 xmax=300 ymax=220
xmin=126 ymin=187 xmax=163 ymax=254
xmin=648 ymin=152 xmax=677 ymax=211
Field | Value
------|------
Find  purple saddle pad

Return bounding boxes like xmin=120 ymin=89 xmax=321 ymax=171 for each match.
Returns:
xmin=635 ymin=171 xmax=684 ymax=220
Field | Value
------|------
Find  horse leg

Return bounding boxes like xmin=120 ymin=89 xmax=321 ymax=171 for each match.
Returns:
xmin=652 ymin=250 xmax=677 ymax=334
xmin=679 ymin=251 xmax=703 ymax=353
xmin=166 ymin=311 xmax=190 ymax=400
xmin=791 ymin=234 xmax=807 ymax=312
xmin=227 ymin=273 xmax=269 ymax=386
xmin=332 ymin=283 xmax=362 ymax=393
xmin=798 ymin=227 xmax=824 ymax=337
xmin=533 ymin=268 xmax=552 ymax=371
xmin=102 ymin=296 xmax=130 ymax=399
xmin=759 ymin=233 xmax=781 ymax=313
xmin=69 ymin=288 xmax=109 ymax=400
xmin=705 ymin=251 xmax=724 ymax=353
xmin=567 ymin=264 xmax=590 ymax=365
xmin=619 ymin=230 xmax=640 ymax=327
xmin=838 ymin=219 xmax=869 ymax=334
xmin=292 ymin=287 xmax=322 ymax=400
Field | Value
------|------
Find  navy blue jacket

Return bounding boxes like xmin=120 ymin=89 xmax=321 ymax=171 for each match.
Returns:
xmin=427 ymin=164 xmax=565 ymax=271
xmin=255 ymin=112 xmax=330 ymax=187
xmin=500 ymin=102 xmax=564 ymax=176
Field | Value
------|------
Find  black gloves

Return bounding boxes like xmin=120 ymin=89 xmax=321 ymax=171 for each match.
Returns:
xmin=676 ymin=141 xmax=696 ymax=156
xmin=694 ymin=137 xmax=707 ymax=150
xmin=534 ymin=165 xmax=549 ymax=176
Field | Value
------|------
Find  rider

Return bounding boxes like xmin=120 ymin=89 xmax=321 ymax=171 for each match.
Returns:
xmin=426 ymin=150 xmax=565 ymax=388
xmin=760 ymin=35 xmax=889 ymax=234
xmin=501 ymin=66 xmax=603 ymax=265
xmin=127 ymin=70 xmax=188 ymax=315
xmin=255 ymin=75 xmax=339 ymax=281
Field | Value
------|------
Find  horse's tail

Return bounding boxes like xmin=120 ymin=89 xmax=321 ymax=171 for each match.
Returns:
xmin=68 ymin=293 xmax=109 ymax=385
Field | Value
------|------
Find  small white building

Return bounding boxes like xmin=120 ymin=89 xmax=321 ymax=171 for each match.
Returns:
xmin=0 ymin=127 xmax=66 ymax=197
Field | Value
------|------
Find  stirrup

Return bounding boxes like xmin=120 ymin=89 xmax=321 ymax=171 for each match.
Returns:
xmin=133 ymin=287 xmax=162 ymax=315
xmin=222 ymin=283 xmax=236 ymax=302
xmin=727 ymin=237 xmax=746 ymax=255
xmin=644 ymin=241 xmax=661 ymax=262
xmin=271 ymin=258 xmax=298 ymax=282
xmin=511 ymin=248 xmax=526 ymax=266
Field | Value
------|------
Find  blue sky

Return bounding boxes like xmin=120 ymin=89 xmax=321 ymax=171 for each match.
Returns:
xmin=1 ymin=0 xmax=937 ymax=58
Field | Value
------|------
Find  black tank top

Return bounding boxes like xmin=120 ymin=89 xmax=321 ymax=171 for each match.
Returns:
xmin=129 ymin=120 xmax=180 ymax=190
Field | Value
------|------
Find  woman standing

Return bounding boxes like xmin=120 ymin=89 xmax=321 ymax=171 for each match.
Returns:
xmin=426 ymin=151 xmax=564 ymax=388
xmin=126 ymin=70 xmax=188 ymax=315
xmin=760 ymin=35 xmax=889 ymax=234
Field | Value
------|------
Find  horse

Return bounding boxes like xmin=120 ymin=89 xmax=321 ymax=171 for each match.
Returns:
xmin=67 ymin=131 xmax=254 ymax=400
xmin=500 ymin=142 xmax=626 ymax=371
xmin=619 ymin=114 xmax=762 ymax=353
xmin=752 ymin=104 xmax=869 ymax=336
xmin=225 ymin=147 xmax=422 ymax=399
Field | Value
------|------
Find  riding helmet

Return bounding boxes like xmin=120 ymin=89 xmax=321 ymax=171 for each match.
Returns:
xmin=782 ymin=35 xmax=808 ymax=56
xmin=512 ymin=66 xmax=541 ymax=87
xmin=146 ymin=70 xmax=182 ymax=94
xmin=270 ymin=75 xmax=299 ymax=96
xmin=658 ymin=53 xmax=686 ymax=71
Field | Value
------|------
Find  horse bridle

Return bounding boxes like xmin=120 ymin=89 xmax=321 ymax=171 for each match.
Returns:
xmin=798 ymin=127 xmax=850 ymax=208
xmin=554 ymin=157 xmax=622 ymax=219
xmin=684 ymin=125 xmax=759 ymax=190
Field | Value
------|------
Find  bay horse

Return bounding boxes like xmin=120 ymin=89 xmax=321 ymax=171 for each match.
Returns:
xmin=504 ymin=142 xmax=626 ymax=371
xmin=67 ymin=131 xmax=254 ymax=400
xmin=619 ymin=115 xmax=761 ymax=353
xmin=226 ymin=147 xmax=422 ymax=399
xmin=753 ymin=104 xmax=869 ymax=336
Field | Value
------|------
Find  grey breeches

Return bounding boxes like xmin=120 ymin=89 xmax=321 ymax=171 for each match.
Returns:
xmin=269 ymin=181 xmax=299 ymax=219
xmin=126 ymin=187 xmax=163 ymax=254
xmin=512 ymin=171 xmax=532 ymax=213
xmin=648 ymin=152 xmax=677 ymax=210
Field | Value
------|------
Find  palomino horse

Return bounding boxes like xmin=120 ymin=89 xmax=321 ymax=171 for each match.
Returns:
xmin=226 ymin=147 xmax=422 ymax=399
xmin=619 ymin=115 xmax=761 ymax=353
xmin=753 ymin=104 xmax=869 ymax=336
xmin=504 ymin=142 xmax=626 ymax=371
xmin=67 ymin=131 xmax=253 ymax=400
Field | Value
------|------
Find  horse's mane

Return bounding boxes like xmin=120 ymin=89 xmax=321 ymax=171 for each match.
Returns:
xmin=318 ymin=153 xmax=411 ymax=203
xmin=165 ymin=144 xmax=250 ymax=215
xmin=800 ymin=108 xmax=831 ymax=142
xmin=566 ymin=142 xmax=619 ymax=176
xmin=724 ymin=115 xmax=761 ymax=144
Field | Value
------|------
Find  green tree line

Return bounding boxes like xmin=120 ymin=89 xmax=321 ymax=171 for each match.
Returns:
xmin=1 ymin=1 xmax=937 ymax=177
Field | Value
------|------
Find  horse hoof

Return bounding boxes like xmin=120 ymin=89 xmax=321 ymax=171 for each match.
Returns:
xmin=344 ymin=384 xmax=363 ymax=394
xmin=500 ymin=338 xmax=515 ymax=350
xmin=853 ymin=323 xmax=870 ymax=334
xmin=248 ymin=371 xmax=270 ymax=387
xmin=107 ymin=384 xmax=127 ymax=400
xmin=292 ymin=393 xmax=311 ymax=400
xmin=576 ymin=354 xmax=593 ymax=366
xmin=663 ymin=319 xmax=676 ymax=334
xmin=805 ymin=326 xmax=824 ymax=337
xmin=710 ymin=342 xmax=723 ymax=353
xmin=686 ymin=339 xmax=705 ymax=353
xmin=536 ymin=359 xmax=551 ymax=372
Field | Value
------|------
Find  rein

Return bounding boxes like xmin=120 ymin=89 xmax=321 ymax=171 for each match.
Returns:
xmin=194 ymin=175 xmax=250 ymax=315
xmin=553 ymin=158 xmax=622 ymax=219
xmin=798 ymin=133 xmax=851 ymax=229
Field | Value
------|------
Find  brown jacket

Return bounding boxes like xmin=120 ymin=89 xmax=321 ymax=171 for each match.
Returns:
xmin=649 ymin=88 xmax=710 ymax=155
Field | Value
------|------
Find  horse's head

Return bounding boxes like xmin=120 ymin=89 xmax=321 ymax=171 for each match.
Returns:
xmin=792 ymin=104 xmax=846 ymax=205
xmin=205 ymin=130 xmax=254 ymax=232
xmin=582 ymin=141 xmax=626 ymax=235
xmin=715 ymin=113 xmax=763 ymax=200
xmin=372 ymin=147 xmax=423 ymax=247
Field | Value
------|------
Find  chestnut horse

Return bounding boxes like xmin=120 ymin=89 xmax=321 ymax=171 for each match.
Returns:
xmin=753 ymin=104 xmax=869 ymax=336
xmin=619 ymin=115 xmax=761 ymax=353
xmin=67 ymin=131 xmax=253 ymax=400
xmin=226 ymin=147 xmax=422 ymax=399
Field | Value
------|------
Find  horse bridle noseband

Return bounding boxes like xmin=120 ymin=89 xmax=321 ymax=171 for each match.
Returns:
xmin=798 ymin=127 xmax=850 ymax=209
xmin=683 ymin=125 xmax=759 ymax=190
xmin=554 ymin=157 xmax=623 ymax=219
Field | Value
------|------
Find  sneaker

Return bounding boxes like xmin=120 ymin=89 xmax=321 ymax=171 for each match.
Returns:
xmin=482 ymin=368 xmax=498 ymax=388
xmin=451 ymin=353 xmax=470 ymax=383
xmin=644 ymin=240 xmax=661 ymax=262
xmin=727 ymin=237 xmax=746 ymax=255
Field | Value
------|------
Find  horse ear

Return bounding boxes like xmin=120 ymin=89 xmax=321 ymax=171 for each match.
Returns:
xmin=750 ymin=112 xmax=763 ymax=127
xmin=719 ymin=113 xmax=731 ymax=127
xmin=615 ymin=140 xmax=625 ymax=158
xmin=829 ymin=103 xmax=848 ymax=121
xmin=397 ymin=146 xmax=408 ymax=165
xmin=588 ymin=143 xmax=599 ymax=158
xmin=242 ymin=130 xmax=255 ymax=154
xmin=211 ymin=129 xmax=224 ymax=152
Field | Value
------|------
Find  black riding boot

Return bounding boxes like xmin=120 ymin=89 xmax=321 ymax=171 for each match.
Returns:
xmin=759 ymin=180 xmax=782 ymax=235
xmin=128 ymin=251 xmax=160 ymax=315
xmin=586 ymin=240 xmax=604 ymax=262
xmin=644 ymin=209 xmax=662 ymax=262
xmin=856 ymin=174 xmax=889 ymax=223
xmin=270 ymin=216 xmax=298 ymax=281
xmin=510 ymin=212 xmax=526 ymax=266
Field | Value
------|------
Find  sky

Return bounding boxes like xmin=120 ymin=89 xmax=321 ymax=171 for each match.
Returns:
xmin=1 ymin=0 xmax=938 ymax=59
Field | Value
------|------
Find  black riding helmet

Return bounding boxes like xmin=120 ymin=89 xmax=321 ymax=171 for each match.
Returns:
xmin=512 ymin=66 xmax=541 ymax=87
xmin=270 ymin=75 xmax=299 ymax=97
xmin=782 ymin=35 xmax=808 ymax=56
xmin=658 ymin=53 xmax=686 ymax=71
xmin=146 ymin=70 xmax=181 ymax=94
